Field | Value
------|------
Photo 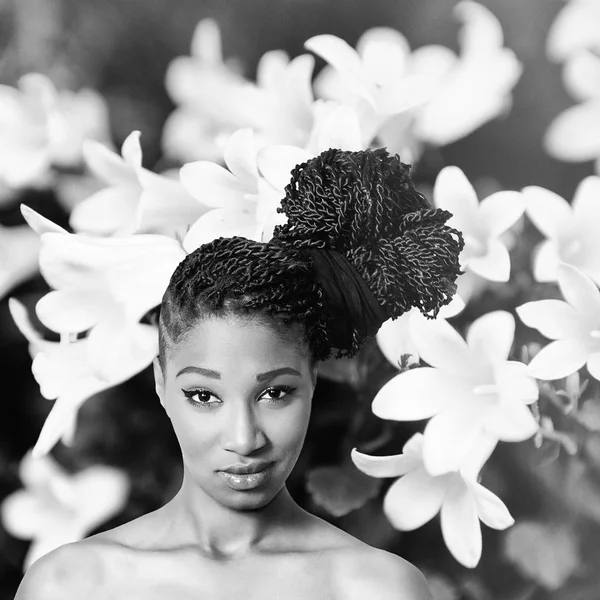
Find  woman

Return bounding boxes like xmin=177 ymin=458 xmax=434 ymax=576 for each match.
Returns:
xmin=16 ymin=148 xmax=463 ymax=599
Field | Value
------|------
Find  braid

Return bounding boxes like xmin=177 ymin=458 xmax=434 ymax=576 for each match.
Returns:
xmin=160 ymin=148 xmax=463 ymax=364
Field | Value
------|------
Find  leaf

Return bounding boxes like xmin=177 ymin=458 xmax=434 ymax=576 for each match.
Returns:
xmin=306 ymin=464 xmax=381 ymax=517
xmin=502 ymin=521 xmax=580 ymax=590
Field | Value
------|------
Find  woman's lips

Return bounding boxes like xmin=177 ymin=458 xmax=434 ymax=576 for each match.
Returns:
xmin=218 ymin=463 xmax=274 ymax=491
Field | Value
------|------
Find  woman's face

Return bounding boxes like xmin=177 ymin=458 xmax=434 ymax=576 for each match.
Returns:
xmin=154 ymin=315 xmax=316 ymax=511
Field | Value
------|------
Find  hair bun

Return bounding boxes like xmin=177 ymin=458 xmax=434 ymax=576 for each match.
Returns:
xmin=272 ymin=148 xmax=464 ymax=333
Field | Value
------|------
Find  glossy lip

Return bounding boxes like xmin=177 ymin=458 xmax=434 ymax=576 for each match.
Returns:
xmin=220 ymin=461 xmax=274 ymax=475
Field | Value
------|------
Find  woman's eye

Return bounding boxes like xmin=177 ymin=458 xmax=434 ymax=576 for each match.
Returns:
xmin=183 ymin=389 xmax=220 ymax=406
xmin=260 ymin=385 xmax=295 ymax=402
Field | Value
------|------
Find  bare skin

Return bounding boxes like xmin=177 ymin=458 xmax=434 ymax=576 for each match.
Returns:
xmin=15 ymin=316 xmax=432 ymax=600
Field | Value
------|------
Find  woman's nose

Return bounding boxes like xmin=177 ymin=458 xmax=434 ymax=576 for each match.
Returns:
xmin=222 ymin=403 xmax=267 ymax=456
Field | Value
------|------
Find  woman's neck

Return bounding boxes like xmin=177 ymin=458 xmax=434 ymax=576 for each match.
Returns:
xmin=166 ymin=474 xmax=304 ymax=558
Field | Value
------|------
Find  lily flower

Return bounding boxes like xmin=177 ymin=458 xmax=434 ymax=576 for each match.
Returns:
xmin=307 ymin=2 xmax=521 ymax=157
xmin=517 ymin=264 xmax=600 ymax=381
xmin=546 ymin=0 xmax=600 ymax=62
xmin=9 ymin=298 xmax=158 ymax=456
xmin=433 ymin=166 xmax=524 ymax=283
xmin=163 ymin=19 xmax=317 ymax=161
xmin=0 ymin=73 xmax=110 ymax=189
xmin=524 ymin=176 xmax=600 ymax=284
xmin=376 ymin=294 xmax=465 ymax=368
xmin=372 ymin=311 xmax=539 ymax=475
xmin=71 ymin=132 xmax=205 ymax=237
xmin=352 ymin=432 xmax=514 ymax=568
xmin=544 ymin=50 xmax=600 ymax=172
xmin=1 ymin=450 xmax=129 ymax=569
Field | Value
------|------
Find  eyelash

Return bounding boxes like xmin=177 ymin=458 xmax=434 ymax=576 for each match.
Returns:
xmin=182 ymin=385 xmax=296 ymax=408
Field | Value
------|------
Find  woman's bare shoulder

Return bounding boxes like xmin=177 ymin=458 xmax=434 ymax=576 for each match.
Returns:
xmin=14 ymin=540 xmax=108 ymax=600
xmin=332 ymin=544 xmax=433 ymax=600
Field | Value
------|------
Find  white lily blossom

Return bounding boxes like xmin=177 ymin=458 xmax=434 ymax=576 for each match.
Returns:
xmin=546 ymin=0 xmax=600 ymax=62
xmin=71 ymin=132 xmax=206 ymax=237
xmin=163 ymin=19 xmax=317 ymax=162
xmin=433 ymin=166 xmax=525 ymax=283
xmin=376 ymin=294 xmax=465 ymax=368
xmin=1 ymin=451 xmax=129 ymax=569
xmin=9 ymin=297 xmax=158 ymax=456
xmin=0 ymin=73 xmax=110 ymax=189
xmin=524 ymin=176 xmax=600 ymax=284
xmin=307 ymin=1 xmax=521 ymax=160
xmin=372 ymin=311 xmax=539 ymax=476
xmin=544 ymin=49 xmax=600 ymax=172
xmin=517 ymin=264 xmax=600 ymax=381
xmin=352 ymin=432 xmax=514 ymax=567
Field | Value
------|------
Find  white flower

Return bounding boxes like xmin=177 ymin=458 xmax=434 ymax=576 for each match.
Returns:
xmin=71 ymin=131 xmax=205 ymax=237
xmin=9 ymin=297 xmax=158 ymax=456
xmin=433 ymin=166 xmax=524 ymax=282
xmin=376 ymin=294 xmax=465 ymax=368
xmin=307 ymin=2 xmax=521 ymax=157
xmin=1 ymin=451 xmax=129 ymax=569
xmin=0 ymin=74 xmax=110 ymax=188
xmin=546 ymin=0 xmax=600 ymax=62
xmin=163 ymin=19 xmax=317 ymax=161
xmin=524 ymin=176 xmax=600 ymax=283
xmin=544 ymin=50 xmax=600 ymax=171
xmin=352 ymin=432 xmax=514 ymax=568
xmin=373 ymin=312 xmax=539 ymax=475
xmin=517 ymin=264 xmax=600 ymax=381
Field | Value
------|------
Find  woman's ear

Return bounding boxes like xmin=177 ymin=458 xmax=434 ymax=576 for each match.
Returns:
xmin=153 ymin=358 xmax=166 ymax=408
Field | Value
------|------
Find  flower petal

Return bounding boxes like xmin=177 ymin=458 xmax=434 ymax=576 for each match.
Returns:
xmin=410 ymin=316 xmax=474 ymax=378
xmin=433 ymin=166 xmax=479 ymax=233
xmin=468 ymin=480 xmax=514 ymax=530
xmin=315 ymin=104 xmax=363 ymax=152
xmin=257 ymin=145 xmax=311 ymax=192
xmin=544 ymin=100 xmax=600 ymax=162
xmin=466 ymin=310 xmax=514 ymax=363
xmin=183 ymin=209 xmax=258 ymax=251
xmin=572 ymin=176 xmax=600 ymax=236
xmin=440 ymin=476 xmax=482 ymax=568
xmin=69 ymin=185 xmax=140 ymax=236
xmin=304 ymin=35 xmax=375 ymax=106
xmin=82 ymin=139 xmax=134 ymax=185
xmin=1 ymin=491 xmax=47 ymax=539
xmin=372 ymin=367 xmax=461 ymax=421
xmin=495 ymin=361 xmax=539 ymax=405
xmin=376 ymin=313 xmax=420 ymax=368
xmin=586 ymin=352 xmax=600 ymax=381
xmin=532 ymin=239 xmax=562 ymax=282
xmin=20 ymin=205 xmax=68 ymax=235
xmin=523 ymin=186 xmax=572 ymax=240
xmin=179 ymin=161 xmax=249 ymax=208
xmin=563 ymin=49 xmax=600 ymax=102
xmin=478 ymin=191 xmax=524 ymax=237
xmin=383 ymin=468 xmax=448 ymax=530
xmin=423 ymin=407 xmax=485 ymax=476
xmin=468 ymin=238 xmax=510 ymax=282
xmin=35 ymin=290 xmax=104 ymax=334
xmin=223 ymin=128 xmax=259 ymax=185
xmin=526 ymin=339 xmax=589 ymax=380
xmin=517 ymin=299 xmax=588 ymax=340
xmin=486 ymin=399 xmax=538 ymax=442
xmin=351 ymin=449 xmax=420 ymax=478
xmin=557 ymin=263 xmax=600 ymax=319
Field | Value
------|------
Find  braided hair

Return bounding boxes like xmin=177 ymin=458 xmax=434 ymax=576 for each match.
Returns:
xmin=159 ymin=148 xmax=463 ymax=365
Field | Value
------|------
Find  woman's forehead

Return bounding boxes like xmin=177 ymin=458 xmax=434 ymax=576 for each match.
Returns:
xmin=167 ymin=315 xmax=309 ymax=372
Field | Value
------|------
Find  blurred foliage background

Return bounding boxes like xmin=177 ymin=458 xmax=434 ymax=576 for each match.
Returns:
xmin=0 ymin=0 xmax=598 ymax=598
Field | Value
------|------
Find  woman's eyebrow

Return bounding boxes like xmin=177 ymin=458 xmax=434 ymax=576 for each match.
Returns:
xmin=176 ymin=366 xmax=220 ymax=379
xmin=256 ymin=367 xmax=301 ymax=382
